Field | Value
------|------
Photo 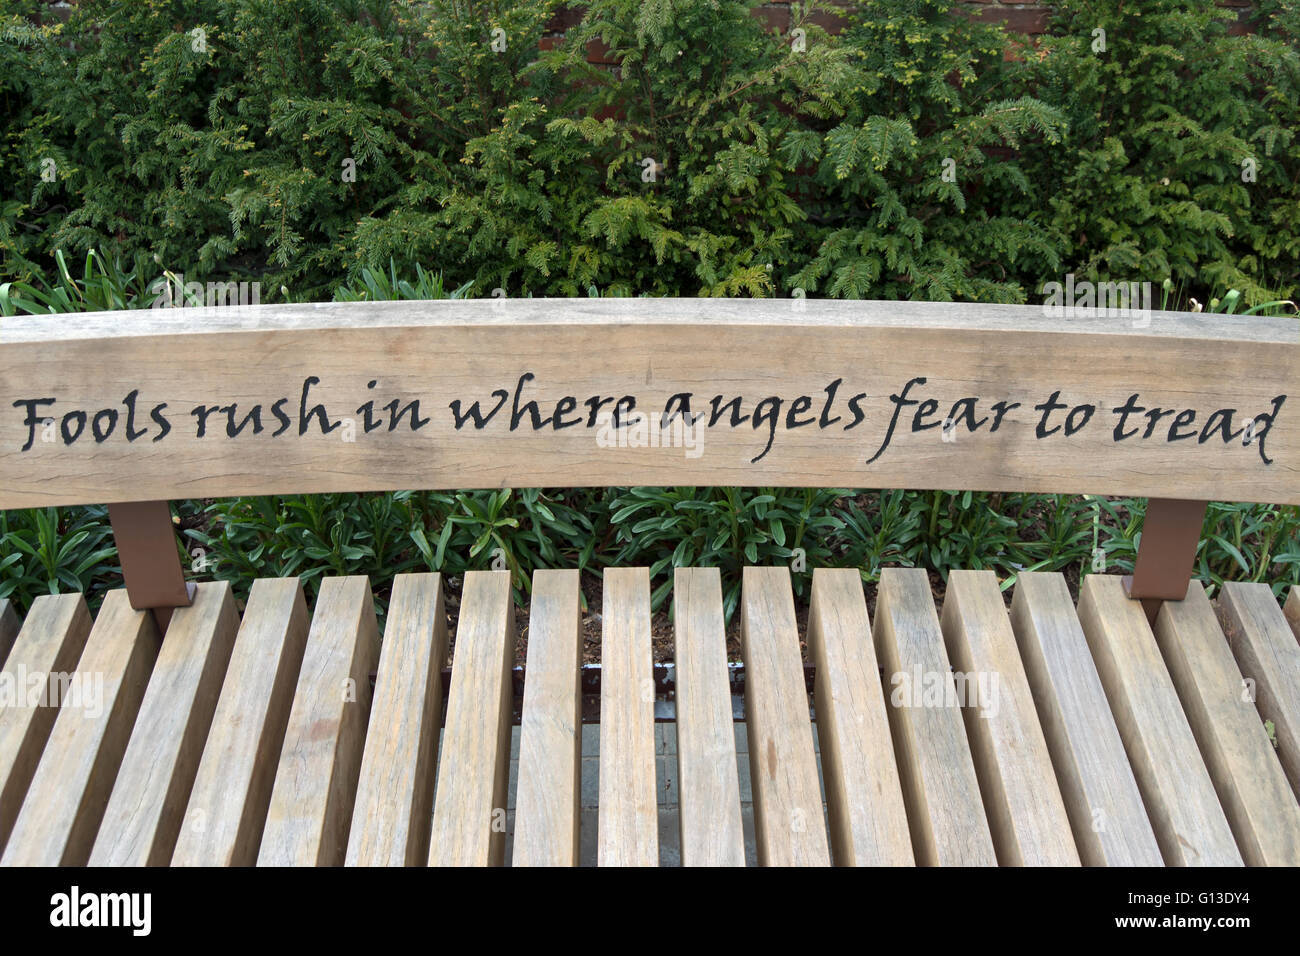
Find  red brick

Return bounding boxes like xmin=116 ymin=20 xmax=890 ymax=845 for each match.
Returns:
xmin=966 ymin=6 xmax=1052 ymax=35
xmin=753 ymin=4 xmax=791 ymax=35
xmin=586 ymin=37 xmax=621 ymax=65
xmin=1227 ymin=10 xmax=1258 ymax=35
xmin=803 ymin=8 xmax=851 ymax=34
xmin=545 ymin=5 xmax=586 ymax=32
xmin=1001 ymin=33 xmax=1045 ymax=62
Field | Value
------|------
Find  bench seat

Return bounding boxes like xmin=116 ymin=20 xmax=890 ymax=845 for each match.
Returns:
xmin=2 ymin=567 xmax=1297 ymax=867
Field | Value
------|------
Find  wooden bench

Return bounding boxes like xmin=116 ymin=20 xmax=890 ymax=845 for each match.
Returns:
xmin=0 ymin=298 xmax=1298 ymax=867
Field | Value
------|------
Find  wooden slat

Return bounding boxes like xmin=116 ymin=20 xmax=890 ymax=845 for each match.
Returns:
xmin=1285 ymin=586 xmax=1299 ymax=639
xmin=1009 ymin=572 xmax=1161 ymax=866
xmin=940 ymin=570 xmax=1080 ymax=866
xmin=805 ymin=568 xmax=912 ymax=866
xmin=5 ymin=302 xmax=1297 ymax=510
xmin=257 ymin=576 xmax=379 ymax=866
xmin=873 ymin=568 xmax=995 ymax=866
xmin=0 ymin=599 xmax=18 ymax=667
xmin=598 ymin=567 xmax=658 ymax=867
xmin=1077 ymin=575 xmax=1241 ymax=866
xmin=429 ymin=571 xmax=514 ymax=867
xmin=172 ymin=578 xmax=309 ymax=866
xmin=513 ymin=570 xmax=583 ymax=867
xmin=741 ymin=566 xmax=830 ymax=867
xmin=346 ymin=573 xmax=448 ymax=867
xmin=0 ymin=590 xmax=159 ymax=866
xmin=672 ymin=568 xmax=745 ymax=868
xmin=1218 ymin=582 xmax=1300 ymax=802
xmin=1154 ymin=582 xmax=1300 ymax=865
xmin=0 ymin=594 xmax=92 ymax=855
xmin=89 ymin=582 xmax=239 ymax=866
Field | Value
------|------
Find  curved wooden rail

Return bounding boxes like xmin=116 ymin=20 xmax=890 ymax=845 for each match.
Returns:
xmin=2 ymin=299 xmax=1296 ymax=508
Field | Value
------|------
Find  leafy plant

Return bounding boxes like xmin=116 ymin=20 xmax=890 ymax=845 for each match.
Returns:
xmin=0 ymin=248 xmax=161 ymax=314
xmin=1019 ymin=0 xmax=1300 ymax=308
xmin=184 ymin=492 xmax=442 ymax=622
xmin=1193 ymin=286 xmax=1297 ymax=316
xmin=333 ymin=259 xmax=474 ymax=301
xmin=0 ymin=506 xmax=117 ymax=606
xmin=606 ymin=486 xmax=846 ymax=621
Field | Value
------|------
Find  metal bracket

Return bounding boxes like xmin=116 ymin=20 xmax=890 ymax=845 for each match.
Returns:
xmin=1122 ymin=497 xmax=1208 ymax=626
xmin=108 ymin=500 xmax=195 ymax=633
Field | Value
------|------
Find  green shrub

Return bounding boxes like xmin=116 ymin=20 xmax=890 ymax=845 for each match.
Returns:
xmin=6 ymin=0 xmax=1298 ymax=304
xmin=791 ymin=0 xmax=1067 ymax=301
xmin=0 ymin=0 xmax=1064 ymax=300
xmin=1018 ymin=0 xmax=1300 ymax=307
xmin=2 ymin=0 xmax=536 ymax=298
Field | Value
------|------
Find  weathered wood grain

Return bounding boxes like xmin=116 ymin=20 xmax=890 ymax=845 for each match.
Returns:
xmin=805 ymin=568 xmax=912 ymax=866
xmin=173 ymin=578 xmax=309 ymax=866
xmin=429 ymin=571 xmax=514 ymax=867
xmin=347 ymin=573 xmax=448 ymax=867
xmin=89 ymin=582 xmax=238 ymax=866
xmin=0 ymin=590 xmax=159 ymax=866
xmin=513 ymin=570 xmax=583 ymax=867
xmin=598 ymin=567 xmax=658 ymax=867
xmin=0 ymin=594 xmax=92 ymax=856
xmin=3 ymin=301 xmax=1295 ymax=508
xmin=874 ymin=568 xmax=995 ymax=866
xmin=672 ymin=568 xmax=745 ymax=867
xmin=1009 ymin=572 xmax=1162 ymax=866
xmin=940 ymin=570 xmax=1079 ymax=866
xmin=1285 ymin=586 xmax=1299 ymax=640
xmin=257 ymin=576 xmax=379 ymax=866
xmin=742 ymin=567 xmax=830 ymax=867
xmin=1078 ymin=575 xmax=1241 ymax=866
xmin=1218 ymin=582 xmax=1300 ymax=803
xmin=1154 ymin=582 xmax=1300 ymax=865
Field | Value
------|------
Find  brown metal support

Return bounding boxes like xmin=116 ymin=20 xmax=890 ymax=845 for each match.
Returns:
xmin=1122 ymin=497 xmax=1208 ymax=626
xmin=108 ymin=500 xmax=195 ymax=633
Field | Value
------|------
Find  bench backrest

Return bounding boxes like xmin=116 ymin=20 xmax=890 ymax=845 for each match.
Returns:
xmin=1 ymin=299 xmax=1297 ymax=509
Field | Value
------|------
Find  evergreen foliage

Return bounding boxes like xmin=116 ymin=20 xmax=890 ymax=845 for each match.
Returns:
xmin=6 ymin=0 xmax=1294 ymax=304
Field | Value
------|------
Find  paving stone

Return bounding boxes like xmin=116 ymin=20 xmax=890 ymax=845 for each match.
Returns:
xmin=579 ymin=808 xmax=599 ymax=866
